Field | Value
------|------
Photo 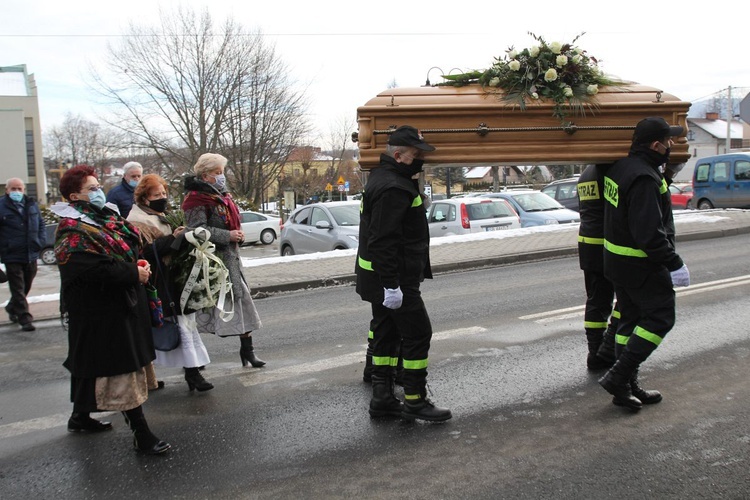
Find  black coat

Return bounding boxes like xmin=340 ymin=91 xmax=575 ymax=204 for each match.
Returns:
xmin=0 ymin=194 xmax=46 ymax=263
xmin=60 ymin=251 xmax=155 ymax=378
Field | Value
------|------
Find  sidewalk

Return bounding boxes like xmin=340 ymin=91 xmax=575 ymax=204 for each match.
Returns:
xmin=4 ymin=209 xmax=750 ymax=326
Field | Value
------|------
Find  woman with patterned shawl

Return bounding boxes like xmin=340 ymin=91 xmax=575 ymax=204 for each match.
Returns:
xmin=52 ymin=165 xmax=170 ymax=455
xmin=182 ymin=153 xmax=265 ymax=368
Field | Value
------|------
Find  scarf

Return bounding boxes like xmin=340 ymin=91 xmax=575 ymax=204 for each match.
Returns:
xmin=55 ymin=201 xmax=141 ymax=265
xmin=182 ymin=185 xmax=241 ymax=231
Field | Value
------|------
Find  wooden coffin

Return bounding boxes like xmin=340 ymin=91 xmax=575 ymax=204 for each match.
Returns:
xmin=355 ymin=83 xmax=691 ymax=169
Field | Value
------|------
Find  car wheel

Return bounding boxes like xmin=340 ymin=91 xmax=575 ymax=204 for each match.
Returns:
xmin=697 ymin=199 xmax=714 ymax=210
xmin=41 ymin=247 xmax=57 ymax=265
xmin=260 ymin=229 xmax=275 ymax=245
xmin=281 ymin=245 xmax=295 ymax=256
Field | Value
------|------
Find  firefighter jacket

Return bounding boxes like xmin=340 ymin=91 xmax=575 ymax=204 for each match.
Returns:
xmin=577 ymin=164 xmax=609 ymax=272
xmin=355 ymin=154 xmax=432 ymax=303
xmin=603 ymin=145 xmax=683 ymax=289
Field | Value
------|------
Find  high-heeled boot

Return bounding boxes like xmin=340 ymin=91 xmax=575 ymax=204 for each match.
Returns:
xmin=184 ymin=367 xmax=214 ymax=392
xmin=239 ymin=335 xmax=266 ymax=367
xmin=122 ymin=406 xmax=170 ymax=455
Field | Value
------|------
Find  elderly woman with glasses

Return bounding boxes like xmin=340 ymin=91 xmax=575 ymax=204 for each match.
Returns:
xmin=50 ymin=165 xmax=170 ymax=455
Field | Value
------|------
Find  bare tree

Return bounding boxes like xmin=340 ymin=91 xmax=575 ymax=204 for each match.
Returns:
xmin=323 ymin=114 xmax=357 ymax=183
xmin=91 ymin=6 xmax=308 ymax=197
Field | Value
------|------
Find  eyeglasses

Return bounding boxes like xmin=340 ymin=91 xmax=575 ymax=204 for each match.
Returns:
xmin=81 ymin=185 xmax=102 ymax=193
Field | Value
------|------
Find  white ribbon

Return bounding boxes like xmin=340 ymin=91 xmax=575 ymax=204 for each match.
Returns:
xmin=180 ymin=227 xmax=235 ymax=322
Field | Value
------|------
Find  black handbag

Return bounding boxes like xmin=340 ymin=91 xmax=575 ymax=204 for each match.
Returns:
xmin=150 ymin=242 xmax=181 ymax=352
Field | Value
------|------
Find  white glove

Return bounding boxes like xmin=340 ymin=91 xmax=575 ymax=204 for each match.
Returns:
xmin=383 ymin=287 xmax=403 ymax=309
xmin=670 ymin=264 xmax=690 ymax=287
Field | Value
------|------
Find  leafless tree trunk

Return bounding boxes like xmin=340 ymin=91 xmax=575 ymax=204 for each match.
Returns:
xmin=90 ymin=6 xmax=308 ymax=197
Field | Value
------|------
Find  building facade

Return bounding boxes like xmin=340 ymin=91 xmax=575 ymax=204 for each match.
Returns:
xmin=0 ymin=65 xmax=46 ymax=203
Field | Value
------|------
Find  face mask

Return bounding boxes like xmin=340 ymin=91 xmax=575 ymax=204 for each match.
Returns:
xmin=128 ymin=179 xmax=138 ymax=188
xmin=9 ymin=191 xmax=23 ymax=203
xmin=211 ymin=173 xmax=226 ymax=190
xmin=148 ymin=197 xmax=168 ymax=213
xmin=87 ymin=189 xmax=107 ymax=209
xmin=402 ymin=158 xmax=425 ymax=177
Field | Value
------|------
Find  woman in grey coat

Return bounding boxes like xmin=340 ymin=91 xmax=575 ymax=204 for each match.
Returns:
xmin=181 ymin=153 xmax=265 ymax=368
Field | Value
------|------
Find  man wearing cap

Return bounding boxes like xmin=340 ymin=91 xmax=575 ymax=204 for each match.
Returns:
xmin=0 ymin=178 xmax=46 ymax=331
xmin=598 ymin=117 xmax=690 ymax=411
xmin=355 ymin=125 xmax=451 ymax=422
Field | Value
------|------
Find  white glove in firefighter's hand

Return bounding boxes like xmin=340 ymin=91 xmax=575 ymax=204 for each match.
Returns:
xmin=383 ymin=287 xmax=403 ymax=309
xmin=670 ymin=264 xmax=690 ymax=287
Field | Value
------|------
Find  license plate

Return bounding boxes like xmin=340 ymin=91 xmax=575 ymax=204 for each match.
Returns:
xmin=484 ymin=225 xmax=509 ymax=232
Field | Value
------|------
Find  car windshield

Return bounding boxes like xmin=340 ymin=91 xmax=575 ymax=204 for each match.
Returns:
xmin=327 ymin=205 xmax=360 ymax=226
xmin=467 ymin=201 xmax=513 ymax=220
xmin=511 ymin=193 xmax=564 ymax=212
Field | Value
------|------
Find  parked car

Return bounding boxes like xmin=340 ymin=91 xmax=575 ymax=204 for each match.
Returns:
xmin=427 ymin=197 xmax=520 ymax=238
xmin=480 ymin=190 xmax=580 ymax=227
xmin=541 ymin=177 xmax=580 ymax=211
xmin=279 ymin=201 xmax=360 ymax=256
xmin=691 ymin=152 xmax=750 ymax=210
xmin=239 ymin=210 xmax=281 ymax=245
xmin=669 ymin=183 xmax=693 ymax=210
xmin=40 ymin=223 xmax=58 ymax=265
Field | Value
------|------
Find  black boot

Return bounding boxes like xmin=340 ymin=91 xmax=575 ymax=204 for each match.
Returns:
xmin=586 ymin=330 xmax=610 ymax=370
xmin=401 ymin=391 xmax=452 ymax=422
xmin=628 ymin=369 xmax=662 ymax=405
xmin=123 ymin=407 xmax=170 ymax=455
xmin=369 ymin=375 xmax=403 ymax=418
xmin=240 ymin=335 xmax=266 ymax=367
xmin=67 ymin=412 xmax=113 ymax=433
xmin=596 ymin=325 xmax=617 ymax=367
xmin=184 ymin=367 xmax=214 ymax=392
xmin=363 ymin=343 xmax=373 ymax=383
xmin=598 ymin=356 xmax=642 ymax=411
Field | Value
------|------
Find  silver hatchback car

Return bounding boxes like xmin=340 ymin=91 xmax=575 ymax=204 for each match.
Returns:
xmin=427 ymin=197 xmax=521 ymax=238
xmin=279 ymin=201 xmax=360 ymax=256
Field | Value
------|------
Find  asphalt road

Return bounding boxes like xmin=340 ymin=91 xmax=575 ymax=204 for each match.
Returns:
xmin=1 ymin=235 xmax=750 ymax=499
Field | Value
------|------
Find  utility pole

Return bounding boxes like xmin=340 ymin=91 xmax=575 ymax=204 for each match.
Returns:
xmin=726 ymin=86 xmax=733 ymax=153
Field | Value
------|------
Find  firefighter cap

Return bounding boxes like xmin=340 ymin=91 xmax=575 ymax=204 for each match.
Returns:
xmin=633 ymin=117 xmax=684 ymax=144
xmin=387 ymin=126 xmax=436 ymax=152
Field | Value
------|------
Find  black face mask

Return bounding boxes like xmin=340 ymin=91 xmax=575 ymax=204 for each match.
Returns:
xmin=402 ymin=158 xmax=425 ymax=177
xmin=148 ymin=198 xmax=168 ymax=213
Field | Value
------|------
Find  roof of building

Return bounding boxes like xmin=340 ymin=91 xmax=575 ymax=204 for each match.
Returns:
xmin=0 ymin=65 xmax=30 ymax=97
xmin=688 ymin=118 xmax=744 ymax=140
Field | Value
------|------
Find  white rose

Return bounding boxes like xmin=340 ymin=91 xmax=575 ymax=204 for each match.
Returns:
xmin=508 ymin=60 xmax=521 ymax=71
xmin=544 ymin=68 xmax=558 ymax=82
xmin=550 ymin=42 xmax=562 ymax=54
xmin=556 ymin=55 xmax=568 ymax=67
xmin=531 ymin=92 xmax=539 ymax=99
xmin=529 ymin=45 xmax=540 ymax=58
xmin=489 ymin=77 xmax=500 ymax=87
xmin=587 ymin=84 xmax=599 ymax=95
xmin=508 ymin=49 xmax=518 ymax=59
xmin=563 ymin=86 xmax=573 ymax=97
xmin=572 ymin=54 xmax=582 ymax=64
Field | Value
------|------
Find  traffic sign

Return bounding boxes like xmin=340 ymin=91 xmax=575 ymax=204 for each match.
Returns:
xmin=337 ymin=176 xmax=345 ymax=185
xmin=326 ymin=183 xmax=333 ymax=191
xmin=740 ymin=94 xmax=750 ymax=124
xmin=344 ymin=181 xmax=350 ymax=191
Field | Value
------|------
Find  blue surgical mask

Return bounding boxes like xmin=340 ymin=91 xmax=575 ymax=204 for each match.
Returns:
xmin=128 ymin=179 xmax=138 ymax=188
xmin=9 ymin=191 xmax=23 ymax=203
xmin=211 ymin=174 xmax=226 ymax=190
xmin=88 ymin=189 xmax=107 ymax=209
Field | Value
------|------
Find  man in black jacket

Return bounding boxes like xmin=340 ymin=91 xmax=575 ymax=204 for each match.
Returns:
xmin=355 ymin=126 xmax=451 ymax=422
xmin=0 ymin=178 xmax=46 ymax=331
xmin=599 ymin=117 xmax=690 ymax=410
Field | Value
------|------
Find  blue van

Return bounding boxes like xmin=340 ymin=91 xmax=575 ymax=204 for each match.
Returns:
xmin=692 ymin=153 xmax=750 ymax=210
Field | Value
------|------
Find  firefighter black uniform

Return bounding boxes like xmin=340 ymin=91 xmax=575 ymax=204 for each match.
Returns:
xmin=599 ymin=117 xmax=689 ymax=410
xmin=577 ymin=164 xmax=619 ymax=370
xmin=355 ymin=126 xmax=451 ymax=422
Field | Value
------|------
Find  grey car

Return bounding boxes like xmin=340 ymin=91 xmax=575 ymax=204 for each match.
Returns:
xmin=480 ymin=190 xmax=580 ymax=227
xmin=279 ymin=201 xmax=360 ymax=256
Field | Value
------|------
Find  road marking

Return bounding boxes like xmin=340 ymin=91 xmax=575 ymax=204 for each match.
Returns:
xmin=238 ymin=326 xmax=487 ymax=387
xmin=520 ymin=275 xmax=750 ymax=324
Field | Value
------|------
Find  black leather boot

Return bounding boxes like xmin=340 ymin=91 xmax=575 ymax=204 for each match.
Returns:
xmin=240 ymin=335 xmax=266 ymax=367
xmin=599 ymin=356 xmax=642 ymax=411
xmin=67 ymin=412 xmax=113 ymax=433
xmin=184 ymin=367 xmax=214 ymax=392
xmin=586 ymin=330 xmax=610 ymax=370
xmin=369 ymin=375 xmax=403 ymax=418
xmin=628 ymin=369 xmax=662 ymax=405
xmin=595 ymin=325 xmax=617 ymax=367
xmin=123 ymin=407 xmax=170 ymax=455
xmin=401 ymin=392 xmax=452 ymax=422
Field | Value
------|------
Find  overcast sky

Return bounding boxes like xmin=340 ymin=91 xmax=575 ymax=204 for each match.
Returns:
xmin=3 ymin=0 xmax=748 ymax=143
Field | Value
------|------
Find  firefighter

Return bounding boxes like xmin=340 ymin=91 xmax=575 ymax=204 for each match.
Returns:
xmin=599 ymin=117 xmax=690 ymax=410
xmin=355 ymin=125 xmax=451 ymax=422
xmin=577 ymin=164 xmax=619 ymax=370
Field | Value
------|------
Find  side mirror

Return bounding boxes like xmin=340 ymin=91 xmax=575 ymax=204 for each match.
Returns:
xmin=314 ymin=220 xmax=332 ymax=230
